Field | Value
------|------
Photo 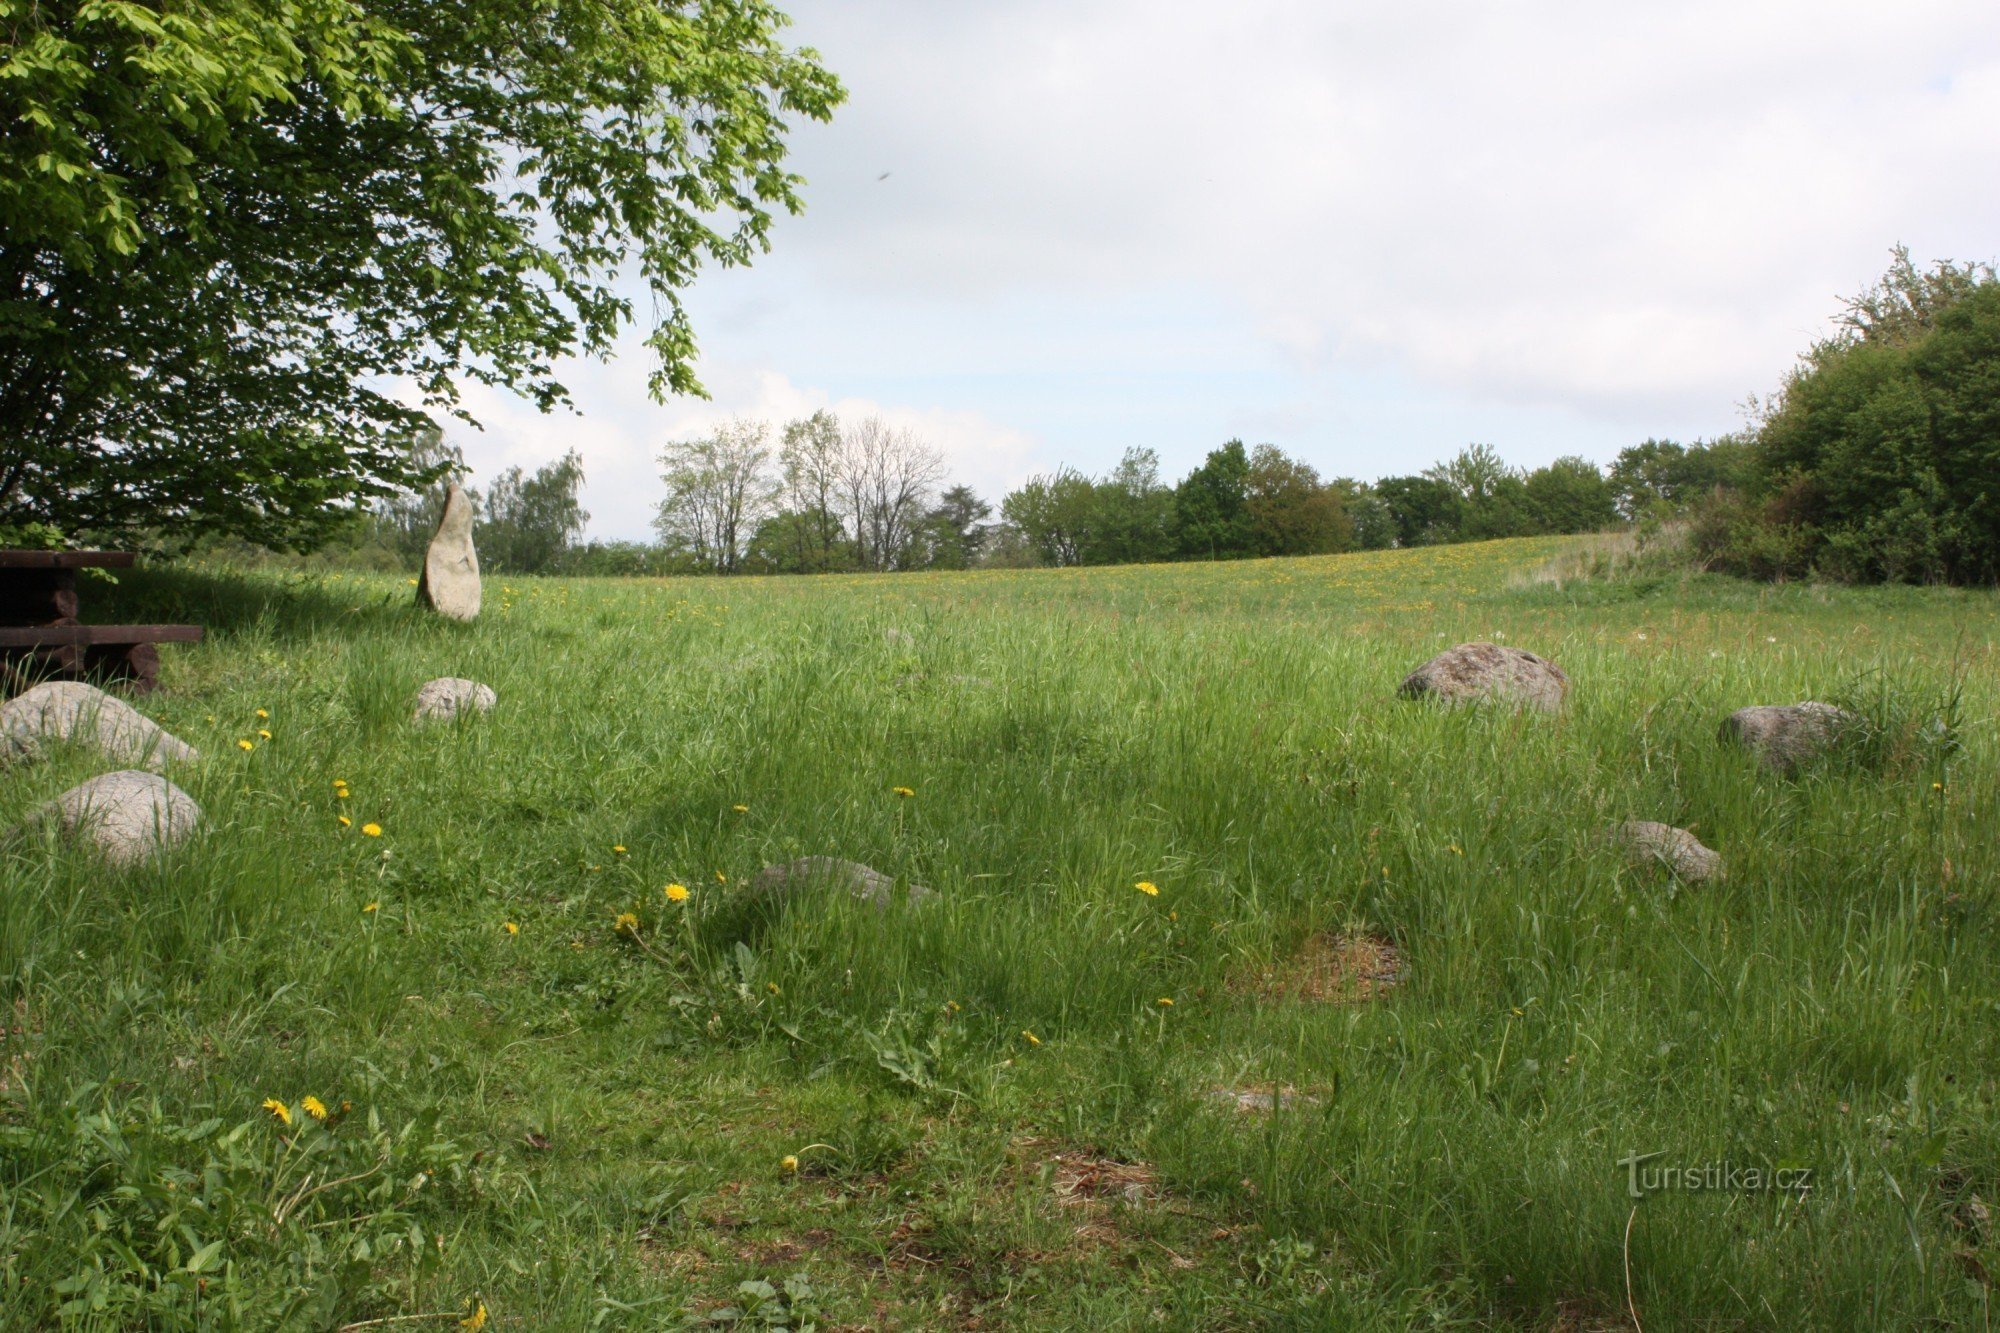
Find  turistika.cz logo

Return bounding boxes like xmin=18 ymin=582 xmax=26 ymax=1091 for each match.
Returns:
xmin=1617 ymin=1151 xmax=1814 ymax=1200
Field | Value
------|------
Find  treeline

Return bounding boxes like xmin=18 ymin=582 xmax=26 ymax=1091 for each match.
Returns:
xmin=647 ymin=417 xmax=1651 ymax=575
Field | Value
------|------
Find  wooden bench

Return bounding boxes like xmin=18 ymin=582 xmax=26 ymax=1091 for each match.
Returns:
xmin=0 ymin=551 xmax=204 ymax=693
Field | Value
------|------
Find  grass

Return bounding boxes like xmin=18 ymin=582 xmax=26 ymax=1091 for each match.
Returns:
xmin=1 ymin=536 xmax=1995 ymax=1329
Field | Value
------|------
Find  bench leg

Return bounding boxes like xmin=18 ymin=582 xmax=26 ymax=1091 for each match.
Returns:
xmin=82 ymin=642 xmax=161 ymax=692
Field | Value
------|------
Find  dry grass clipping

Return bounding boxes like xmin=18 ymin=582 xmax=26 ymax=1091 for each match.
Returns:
xmin=1235 ymin=931 xmax=1404 ymax=1004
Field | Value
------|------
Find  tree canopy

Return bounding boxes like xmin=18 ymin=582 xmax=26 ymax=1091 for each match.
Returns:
xmin=0 ymin=0 xmax=842 ymax=547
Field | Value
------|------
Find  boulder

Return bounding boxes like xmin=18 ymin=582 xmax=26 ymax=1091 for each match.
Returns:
xmin=1614 ymin=820 xmax=1723 ymax=882
xmin=1721 ymin=702 xmax=1856 ymax=772
xmin=750 ymin=856 xmax=933 ymax=908
xmin=412 ymin=677 xmax=497 ymax=724
xmin=1 ymin=681 xmax=198 ymax=769
xmin=16 ymin=770 xmax=202 ymax=867
xmin=416 ymin=484 xmax=481 ymax=621
xmin=1398 ymin=642 xmax=1569 ymax=711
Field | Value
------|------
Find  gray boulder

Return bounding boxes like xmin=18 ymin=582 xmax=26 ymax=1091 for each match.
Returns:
xmin=750 ymin=856 xmax=933 ymax=909
xmin=1399 ymin=642 xmax=1569 ymax=711
xmin=412 ymin=677 xmax=496 ymax=724
xmin=1721 ymin=702 xmax=1856 ymax=772
xmin=417 ymin=484 xmax=481 ymax=621
xmin=16 ymin=770 xmax=202 ymax=867
xmin=1 ymin=681 xmax=198 ymax=769
xmin=1615 ymin=820 xmax=1723 ymax=882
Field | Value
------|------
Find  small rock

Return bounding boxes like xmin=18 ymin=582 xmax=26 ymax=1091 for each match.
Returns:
xmin=14 ymin=770 xmax=202 ymax=867
xmin=882 ymin=627 xmax=915 ymax=648
xmin=1720 ymin=702 xmax=1857 ymax=772
xmin=1615 ymin=820 xmax=1723 ymax=881
xmin=0 ymin=681 xmax=198 ymax=769
xmin=1399 ymin=642 xmax=1568 ymax=711
xmin=416 ymin=484 xmax=481 ymax=621
xmin=750 ymin=856 xmax=933 ymax=908
xmin=1208 ymin=1086 xmax=1320 ymax=1114
xmin=412 ymin=677 xmax=497 ymax=724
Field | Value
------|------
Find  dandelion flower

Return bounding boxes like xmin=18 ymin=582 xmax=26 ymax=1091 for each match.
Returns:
xmin=1156 ymin=997 xmax=1174 ymax=1007
xmin=255 ymin=709 xmax=269 ymax=720
xmin=1022 ymin=1029 xmax=1041 ymax=1046
xmin=361 ymin=823 xmax=382 ymax=837
xmin=613 ymin=910 xmax=639 ymax=933
xmin=406 ymin=577 xmax=420 ymax=586
xmin=1135 ymin=881 xmax=1159 ymax=897
xmin=612 ymin=845 xmax=627 ymax=854
xmin=262 ymin=1098 xmax=292 ymax=1127
xmin=237 ymin=739 xmax=254 ymax=752
xmin=257 ymin=729 xmax=272 ymax=740
xmin=731 ymin=804 xmax=749 ymax=813
xmin=362 ymin=901 xmax=378 ymax=913
xmin=460 ymin=1303 xmax=488 ymax=1331
xmin=301 ymin=1095 xmax=328 ymax=1122
xmin=766 ymin=982 xmax=780 ymax=995
xmin=780 ymin=1154 xmax=799 ymax=1173
xmin=336 ymin=789 xmax=350 ymax=800
xmin=338 ymin=815 xmax=352 ymax=827
xmin=891 ymin=786 xmax=915 ymax=798
xmin=665 ymin=883 xmax=689 ymax=903
xmin=504 ymin=922 xmax=519 ymax=935
xmin=715 ymin=870 xmax=727 ymax=884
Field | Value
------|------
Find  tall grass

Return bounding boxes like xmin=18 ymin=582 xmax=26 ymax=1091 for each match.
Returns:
xmin=0 ymin=539 xmax=1993 ymax=1328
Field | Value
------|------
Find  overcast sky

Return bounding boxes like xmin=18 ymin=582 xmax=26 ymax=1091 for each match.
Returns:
xmin=446 ymin=0 xmax=2000 ymax=542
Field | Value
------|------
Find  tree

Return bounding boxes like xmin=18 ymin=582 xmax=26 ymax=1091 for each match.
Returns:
xmin=1608 ymin=437 xmax=1755 ymax=519
xmin=655 ymin=421 xmax=778 ymax=573
xmin=1001 ymin=468 xmax=1095 ymax=567
xmin=372 ymin=425 xmax=471 ymax=563
xmin=1089 ymin=448 xmax=1177 ymax=565
xmin=480 ymin=450 xmax=589 ymax=574
xmin=1244 ymin=444 xmax=1352 ymax=556
xmin=774 ymin=411 xmax=850 ymax=574
xmin=1174 ymin=441 xmax=1252 ymax=559
xmin=920 ymin=485 xmax=992 ymax=569
xmin=1427 ymin=444 xmax=1533 ymax=540
xmin=839 ymin=417 xmax=945 ymax=571
xmin=0 ymin=0 xmax=842 ymax=547
xmin=1374 ymin=475 xmax=1463 ymax=546
xmin=1522 ymin=456 xmax=1617 ymax=534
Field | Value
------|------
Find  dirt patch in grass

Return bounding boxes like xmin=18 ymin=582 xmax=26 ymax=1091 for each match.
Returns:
xmin=1234 ymin=931 xmax=1404 ymax=1004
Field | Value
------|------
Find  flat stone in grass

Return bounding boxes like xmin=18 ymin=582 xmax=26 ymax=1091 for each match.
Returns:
xmin=1233 ymin=932 xmax=1404 ymax=1004
xmin=1721 ymin=702 xmax=1857 ymax=773
xmin=1 ymin=681 xmax=198 ymax=769
xmin=412 ymin=677 xmax=496 ymax=724
xmin=1614 ymin=820 xmax=1723 ymax=882
xmin=1207 ymin=1085 xmax=1320 ymax=1115
xmin=1399 ymin=641 xmax=1568 ymax=711
xmin=13 ymin=770 xmax=202 ymax=867
xmin=416 ymin=483 xmax=481 ymax=621
xmin=750 ymin=856 xmax=933 ymax=908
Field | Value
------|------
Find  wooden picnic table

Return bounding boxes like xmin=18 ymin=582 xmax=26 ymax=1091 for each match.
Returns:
xmin=0 ymin=550 xmax=203 ymax=693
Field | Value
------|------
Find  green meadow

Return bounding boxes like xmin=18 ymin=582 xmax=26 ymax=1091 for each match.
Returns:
xmin=2 ymin=536 xmax=1995 ymax=1330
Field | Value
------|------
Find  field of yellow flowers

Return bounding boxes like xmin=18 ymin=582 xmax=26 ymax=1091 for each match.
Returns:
xmin=1 ymin=537 xmax=1995 ymax=1328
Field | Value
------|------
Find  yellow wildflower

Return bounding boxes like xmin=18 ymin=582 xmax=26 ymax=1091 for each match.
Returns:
xmin=1022 ymin=1029 xmax=1041 ymax=1046
xmin=780 ymin=1154 xmax=799 ymax=1174
xmin=891 ymin=786 xmax=915 ymax=798
xmin=1135 ymin=881 xmax=1159 ymax=897
xmin=406 ymin=577 xmax=419 ymax=586
xmin=262 ymin=1098 xmax=292 ymax=1127
xmin=362 ymin=901 xmax=378 ymax=913
xmin=665 ymin=883 xmax=689 ymax=903
xmin=236 ymin=739 xmax=254 ymax=752
xmin=361 ymin=823 xmax=382 ymax=837
xmin=257 ymin=729 xmax=272 ymax=740
xmin=1156 ymin=997 xmax=1174 ymax=1007
xmin=715 ymin=870 xmax=727 ymax=884
xmin=504 ymin=922 xmax=519 ymax=935
xmin=338 ymin=815 xmax=352 ymax=827
xmin=336 ymin=789 xmax=349 ymax=800
xmin=302 ymin=1095 xmax=328 ymax=1121
xmin=731 ymin=804 xmax=749 ymax=813
xmin=255 ymin=709 xmax=269 ymax=720
xmin=612 ymin=845 xmax=627 ymax=854
xmin=613 ymin=911 xmax=639 ymax=933
xmin=460 ymin=1302 xmax=488 ymax=1331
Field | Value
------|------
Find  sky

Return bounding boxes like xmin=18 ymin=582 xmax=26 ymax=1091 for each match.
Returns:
xmin=443 ymin=0 xmax=2000 ymax=542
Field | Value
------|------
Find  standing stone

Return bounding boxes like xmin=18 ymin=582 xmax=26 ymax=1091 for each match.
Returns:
xmin=1614 ymin=820 xmax=1723 ymax=881
xmin=1721 ymin=703 xmax=1857 ymax=773
xmin=13 ymin=770 xmax=203 ymax=867
xmin=1 ymin=681 xmax=198 ymax=769
xmin=1398 ymin=642 xmax=1569 ymax=711
xmin=417 ymin=484 xmax=481 ymax=621
xmin=412 ymin=677 xmax=497 ymax=724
